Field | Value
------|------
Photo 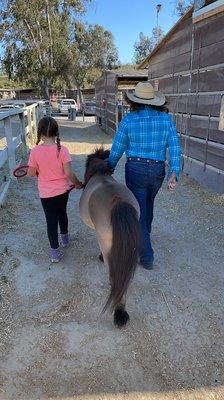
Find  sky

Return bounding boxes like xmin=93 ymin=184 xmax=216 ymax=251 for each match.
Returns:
xmin=0 ymin=1 xmax=179 ymax=65
xmin=83 ymin=0 xmax=180 ymax=63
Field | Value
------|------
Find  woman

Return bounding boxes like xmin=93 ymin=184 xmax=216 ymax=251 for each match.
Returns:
xmin=108 ymin=81 xmax=181 ymax=270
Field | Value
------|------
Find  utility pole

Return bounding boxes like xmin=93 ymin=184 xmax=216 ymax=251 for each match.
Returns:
xmin=156 ymin=4 xmax=162 ymax=28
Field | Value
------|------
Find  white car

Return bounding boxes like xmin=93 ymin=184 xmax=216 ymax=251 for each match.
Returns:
xmin=58 ymin=99 xmax=78 ymax=115
xmin=0 ymin=103 xmax=26 ymax=110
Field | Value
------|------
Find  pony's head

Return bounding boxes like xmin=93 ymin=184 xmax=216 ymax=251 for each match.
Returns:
xmin=84 ymin=147 xmax=112 ymax=186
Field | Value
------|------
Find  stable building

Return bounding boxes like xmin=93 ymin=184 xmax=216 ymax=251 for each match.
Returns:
xmin=95 ymin=70 xmax=148 ymax=136
xmin=140 ymin=0 xmax=224 ymax=193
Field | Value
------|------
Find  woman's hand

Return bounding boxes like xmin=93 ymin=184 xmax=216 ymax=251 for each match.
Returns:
xmin=75 ymin=180 xmax=84 ymax=189
xmin=167 ymin=172 xmax=177 ymax=191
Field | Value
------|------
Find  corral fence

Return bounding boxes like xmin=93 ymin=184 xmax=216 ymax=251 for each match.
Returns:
xmin=0 ymin=103 xmax=43 ymax=206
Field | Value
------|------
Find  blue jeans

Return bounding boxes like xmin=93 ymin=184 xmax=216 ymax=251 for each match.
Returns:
xmin=125 ymin=160 xmax=165 ymax=265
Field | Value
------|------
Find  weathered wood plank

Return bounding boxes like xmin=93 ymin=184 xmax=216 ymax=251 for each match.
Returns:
xmin=167 ymin=94 xmax=222 ymax=117
xmin=150 ymin=52 xmax=191 ymax=78
xmin=193 ymin=41 xmax=224 ymax=69
xmin=194 ymin=12 xmax=224 ymax=49
xmin=177 ymin=115 xmax=224 ymax=144
xmin=106 ymin=109 xmax=116 ymax=123
xmin=181 ymin=135 xmax=224 ymax=170
xmin=191 ymin=68 xmax=224 ymax=92
xmin=157 ymin=76 xmax=178 ymax=94
xmin=147 ymin=18 xmax=192 ymax=65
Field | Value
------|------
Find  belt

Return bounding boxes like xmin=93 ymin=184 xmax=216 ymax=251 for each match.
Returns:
xmin=127 ymin=157 xmax=164 ymax=164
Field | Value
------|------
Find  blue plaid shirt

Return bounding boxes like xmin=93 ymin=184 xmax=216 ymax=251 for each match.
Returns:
xmin=108 ymin=107 xmax=181 ymax=179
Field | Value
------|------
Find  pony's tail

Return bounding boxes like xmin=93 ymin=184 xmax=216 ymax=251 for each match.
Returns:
xmin=103 ymin=198 xmax=140 ymax=314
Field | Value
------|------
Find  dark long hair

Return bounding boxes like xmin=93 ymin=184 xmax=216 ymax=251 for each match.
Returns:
xmin=36 ymin=116 xmax=61 ymax=156
xmin=124 ymin=93 xmax=169 ymax=113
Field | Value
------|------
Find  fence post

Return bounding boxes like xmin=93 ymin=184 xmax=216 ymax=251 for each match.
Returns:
xmin=19 ymin=112 xmax=28 ymax=158
xmin=32 ymin=105 xmax=37 ymax=138
xmin=4 ymin=117 xmax=16 ymax=177
xmin=27 ymin=108 xmax=34 ymax=146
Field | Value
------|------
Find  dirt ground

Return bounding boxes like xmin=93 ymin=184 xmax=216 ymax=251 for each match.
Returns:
xmin=0 ymin=118 xmax=224 ymax=400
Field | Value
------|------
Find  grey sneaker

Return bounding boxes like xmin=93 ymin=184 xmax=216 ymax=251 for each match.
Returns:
xmin=51 ymin=248 xmax=64 ymax=263
xmin=60 ymin=233 xmax=69 ymax=248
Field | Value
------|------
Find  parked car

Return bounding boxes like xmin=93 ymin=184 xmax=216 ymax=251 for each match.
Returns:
xmin=0 ymin=103 xmax=26 ymax=111
xmin=81 ymin=101 xmax=96 ymax=116
xmin=58 ymin=99 xmax=78 ymax=115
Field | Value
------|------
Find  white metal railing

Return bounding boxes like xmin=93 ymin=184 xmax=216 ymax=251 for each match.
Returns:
xmin=0 ymin=103 xmax=43 ymax=206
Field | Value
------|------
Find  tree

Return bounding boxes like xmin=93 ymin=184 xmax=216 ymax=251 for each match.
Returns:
xmin=152 ymin=26 xmax=164 ymax=47
xmin=0 ymin=0 xmax=92 ymax=98
xmin=134 ymin=33 xmax=153 ymax=64
xmin=134 ymin=27 xmax=165 ymax=64
xmin=69 ymin=22 xmax=119 ymax=95
xmin=175 ymin=0 xmax=195 ymax=16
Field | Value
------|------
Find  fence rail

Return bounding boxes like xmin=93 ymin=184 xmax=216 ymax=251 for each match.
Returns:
xmin=0 ymin=103 xmax=43 ymax=206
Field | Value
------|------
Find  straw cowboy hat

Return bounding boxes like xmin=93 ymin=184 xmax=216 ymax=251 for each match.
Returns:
xmin=126 ymin=81 xmax=166 ymax=106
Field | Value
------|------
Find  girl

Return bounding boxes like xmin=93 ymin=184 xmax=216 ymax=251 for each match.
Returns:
xmin=27 ymin=116 xmax=83 ymax=263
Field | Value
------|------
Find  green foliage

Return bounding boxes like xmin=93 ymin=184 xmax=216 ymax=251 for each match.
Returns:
xmin=134 ymin=33 xmax=153 ymax=64
xmin=0 ymin=74 xmax=24 ymax=89
xmin=134 ymin=27 xmax=165 ymax=64
xmin=0 ymin=1 xmax=119 ymax=96
xmin=0 ymin=1 xmax=102 ymax=97
xmin=175 ymin=0 xmax=194 ymax=16
xmin=70 ymin=22 xmax=119 ymax=89
xmin=114 ymin=63 xmax=138 ymax=72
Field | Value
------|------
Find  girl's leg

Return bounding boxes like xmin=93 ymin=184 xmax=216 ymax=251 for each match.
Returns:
xmin=41 ymin=197 xmax=59 ymax=249
xmin=56 ymin=191 xmax=69 ymax=234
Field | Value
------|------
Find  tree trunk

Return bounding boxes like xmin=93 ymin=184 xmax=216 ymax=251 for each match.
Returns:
xmin=42 ymin=77 xmax=50 ymax=99
xmin=78 ymin=88 xmax=83 ymax=104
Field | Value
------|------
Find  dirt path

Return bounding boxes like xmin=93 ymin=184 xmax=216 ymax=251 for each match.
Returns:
xmin=0 ymin=119 xmax=224 ymax=400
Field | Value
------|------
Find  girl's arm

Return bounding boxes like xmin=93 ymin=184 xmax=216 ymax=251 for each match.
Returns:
xmin=27 ymin=167 xmax=37 ymax=177
xmin=63 ymin=162 xmax=83 ymax=189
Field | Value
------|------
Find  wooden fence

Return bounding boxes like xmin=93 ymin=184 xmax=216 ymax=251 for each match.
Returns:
xmin=95 ymin=70 xmax=148 ymax=135
xmin=140 ymin=4 xmax=224 ymax=193
xmin=0 ymin=103 xmax=43 ymax=206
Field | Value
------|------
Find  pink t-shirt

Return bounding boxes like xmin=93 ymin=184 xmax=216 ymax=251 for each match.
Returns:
xmin=28 ymin=144 xmax=72 ymax=198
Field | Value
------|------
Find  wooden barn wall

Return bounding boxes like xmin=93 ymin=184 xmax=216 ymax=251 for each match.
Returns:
xmin=95 ymin=72 xmax=117 ymax=135
xmin=147 ymin=11 xmax=224 ymax=193
xmin=95 ymin=74 xmax=148 ymax=135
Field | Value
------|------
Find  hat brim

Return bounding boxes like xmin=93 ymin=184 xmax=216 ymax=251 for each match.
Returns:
xmin=126 ymin=90 xmax=166 ymax=106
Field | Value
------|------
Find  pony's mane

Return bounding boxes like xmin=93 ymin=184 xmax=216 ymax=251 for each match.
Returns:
xmin=84 ymin=147 xmax=112 ymax=185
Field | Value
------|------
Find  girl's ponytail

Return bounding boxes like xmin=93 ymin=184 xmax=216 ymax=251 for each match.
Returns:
xmin=36 ymin=131 xmax=41 ymax=145
xmin=56 ymin=134 xmax=61 ymax=158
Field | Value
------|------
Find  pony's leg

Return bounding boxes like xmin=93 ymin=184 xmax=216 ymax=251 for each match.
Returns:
xmin=96 ymin=230 xmax=111 ymax=268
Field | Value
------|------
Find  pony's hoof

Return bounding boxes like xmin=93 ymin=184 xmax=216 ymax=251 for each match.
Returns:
xmin=99 ymin=252 xmax=104 ymax=263
xmin=114 ymin=306 xmax=130 ymax=328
